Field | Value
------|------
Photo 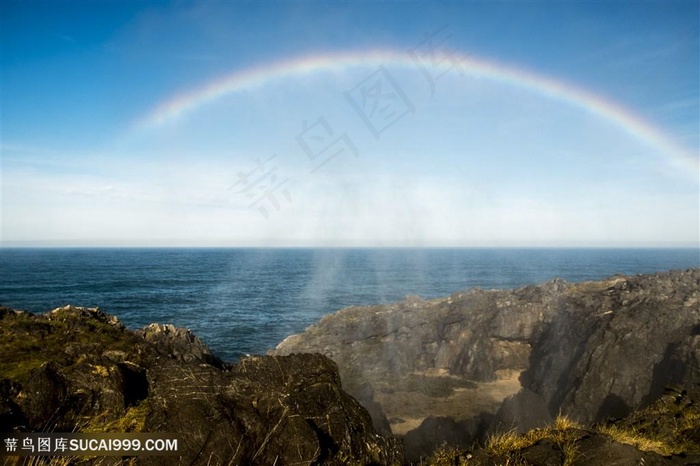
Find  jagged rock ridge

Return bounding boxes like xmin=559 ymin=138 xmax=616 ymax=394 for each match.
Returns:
xmin=0 ymin=305 xmax=403 ymax=465
xmin=272 ymin=268 xmax=700 ymax=460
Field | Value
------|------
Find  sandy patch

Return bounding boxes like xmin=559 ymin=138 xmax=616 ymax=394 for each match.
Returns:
xmin=372 ymin=371 xmax=523 ymax=436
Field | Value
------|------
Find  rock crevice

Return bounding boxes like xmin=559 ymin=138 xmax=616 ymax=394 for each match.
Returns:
xmin=0 ymin=305 xmax=403 ymax=465
xmin=272 ymin=269 xmax=700 ymax=460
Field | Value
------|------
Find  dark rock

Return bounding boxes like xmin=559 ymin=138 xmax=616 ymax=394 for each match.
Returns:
xmin=351 ymin=381 xmax=393 ymax=436
xmin=20 ymin=361 xmax=69 ymax=429
xmin=646 ymin=336 xmax=700 ymax=405
xmin=457 ymin=426 xmax=699 ymax=466
xmin=0 ymin=305 xmax=403 ymax=465
xmin=272 ymin=278 xmax=563 ymax=443
xmin=142 ymin=353 xmax=403 ymax=465
xmin=607 ymin=385 xmax=700 ymax=459
xmin=442 ymin=385 xmax=700 ymax=466
xmin=493 ymin=388 xmax=552 ymax=434
xmin=520 ymin=439 xmax=564 ymax=466
xmin=520 ymin=269 xmax=700 ymax=424
xmin=272 ymin=268 xmax=700 ymax=457
xmin=572 ymin=434 xmax=665 ymax=466
xmin=273 ymin=284 xmax=556 ymax=382
xmin=136 ymin=323 xmax=225 ymax=368
xmin=0 ymin=379 xmax=26 ymax=432
xmin=403 ymin=415 xmax=488 ymax=463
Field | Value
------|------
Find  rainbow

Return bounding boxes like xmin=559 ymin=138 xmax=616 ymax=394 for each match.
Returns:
xmin=135 ymin=49 xmax=698 ymax=177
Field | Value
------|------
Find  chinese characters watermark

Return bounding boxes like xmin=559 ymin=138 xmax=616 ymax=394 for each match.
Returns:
xmin=229 ymin=155 xmax=292 ymax=219
xmin=296 ymin=117 xmax=359 ymax=173
xmin=344 ymin=66 xmax=415 ymax=140
xmin=408 ymin=24 xmax=466 ymax=98
xmin=229 ymin=25 xmax=462 ymax=219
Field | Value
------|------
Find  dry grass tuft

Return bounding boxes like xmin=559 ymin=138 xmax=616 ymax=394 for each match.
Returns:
xmin=597 ymin=387 xmax=700 ymax=456
xmin=424 ymin=389 xmax=700 ymax=465
xmin=597 ymin=424 xmax=668 ymax=455
xmin=427 ymin=444 xmax=472 ymax=465
xmin=434 ymin=416 xmax=583 ymax=466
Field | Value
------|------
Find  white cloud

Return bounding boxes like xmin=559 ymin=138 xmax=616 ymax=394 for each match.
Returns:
xmin=3 ymin=146 xmax=698 ymax=247
xmin=3 ymin=66 xmax=698 ymax=247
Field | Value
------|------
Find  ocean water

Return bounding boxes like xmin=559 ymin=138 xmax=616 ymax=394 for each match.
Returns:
xmin=1 ymin=248 xmax=698 ymax=362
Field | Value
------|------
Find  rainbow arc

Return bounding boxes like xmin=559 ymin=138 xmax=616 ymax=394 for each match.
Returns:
xmin=135 ymin=49 xmax=698 ymax=178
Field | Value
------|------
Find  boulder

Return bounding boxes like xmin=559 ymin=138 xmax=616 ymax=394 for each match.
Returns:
xmin=520 ymin=269 xmax=700 ymax=424
xmin=272 ymin=269 xmax=700 ymax=457
xmin=136 ymin=323 xmax=225 ymax=368
xmin=0 ymin=305 xmax=403 ymax=465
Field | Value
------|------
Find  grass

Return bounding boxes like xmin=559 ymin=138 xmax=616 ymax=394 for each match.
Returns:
xmin=0 ymin=307 xmax=143 ymax=385
xmin=427 ymin=416 xmax=583 ymax=466
xmin=425 ymin=388 xmax=700 ymax=466
xmin=82 ymin=401 xmax=150 ymax=433
xmin=0 ymin=314 xmax=55 ymax=381
xmin=485 ymin=415 xmax=582 ymax=458
xmin=596 ymin=424 xmax=668 ymax=455
xmin=6 ymin=456 xmax=139 ymax=466
xmin=426 ymin=415 xmax=584 ymax=466
xmin=1 ymin=306 xmax=154 ymax=440
xmin=426 ymin=444 xmax=472 ymax=466
xmin=596 ymin=387 xmax=700 ymax=456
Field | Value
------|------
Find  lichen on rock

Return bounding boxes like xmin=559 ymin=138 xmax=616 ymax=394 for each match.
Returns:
xmin=0 ymin=305 xmax=403 ymax=465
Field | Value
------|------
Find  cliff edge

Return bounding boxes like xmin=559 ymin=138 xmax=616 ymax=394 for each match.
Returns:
xmin=272 ymin=268 xmax=700 ymax=460
xmin=0 ymin=305 xmax=403 ymax=465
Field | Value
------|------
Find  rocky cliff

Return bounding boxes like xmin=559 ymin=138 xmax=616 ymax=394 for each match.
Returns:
xmin=0 ymin=305 xmax=403 ymax=465
xmin=2 ymin=268 xmax=698 ymax=464
xmin=272 ymin=268 xmax=700 ymax=461
xmin=426 ymin=385 xmax=700 ymax=465
xmin=519 ymin=269 xmax=700 ymax=424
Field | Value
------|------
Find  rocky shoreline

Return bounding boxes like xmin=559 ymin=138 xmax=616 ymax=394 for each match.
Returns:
xmin=272 ymin=268 xmax=700 ymax=461
xmin=0 ymin=305 xmax=402 ymax=464
xmin=1 ymin=268 xmax=699 ymax=464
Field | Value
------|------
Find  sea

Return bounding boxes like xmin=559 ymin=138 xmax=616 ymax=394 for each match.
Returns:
xmin=1 ymin=248 xmax=698 ymax=362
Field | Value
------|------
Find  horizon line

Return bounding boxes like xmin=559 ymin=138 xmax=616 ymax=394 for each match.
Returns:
xmin=3 ymin=243 xmax=699 ymax=250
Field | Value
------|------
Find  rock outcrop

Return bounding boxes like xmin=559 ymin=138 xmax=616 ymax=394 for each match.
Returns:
xmin=428 ymin=385 xmax=700 ymax=466
xmin=272 ymin=268 xmax=700 ymax=460
xmin=518 ymin=269 xmax=700 ymax=424
xmin=0 ymin=305 xmax=403 ymax=465
xmin=3 ymin=268 xmax=697 ymax=464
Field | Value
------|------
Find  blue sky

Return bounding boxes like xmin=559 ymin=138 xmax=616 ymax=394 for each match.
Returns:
xmin=2 ymin=1 xmax=698 ymax=247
